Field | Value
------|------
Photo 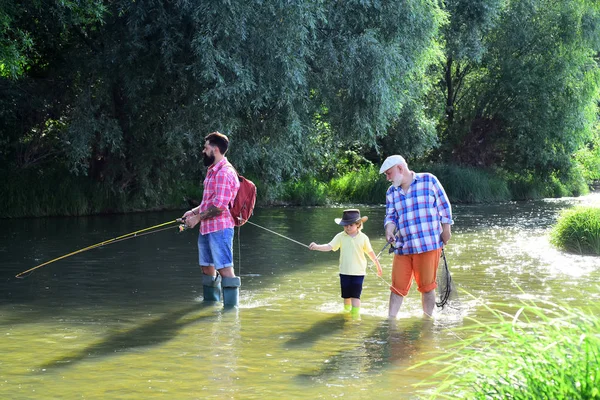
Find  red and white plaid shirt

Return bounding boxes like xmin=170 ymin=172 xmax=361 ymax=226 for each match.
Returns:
xmin=199 ymin=157 xmax=240 ymax=235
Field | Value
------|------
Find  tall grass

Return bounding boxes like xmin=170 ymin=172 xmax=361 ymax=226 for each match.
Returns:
xmin=328 ymin=165 xmax=390 ymax=204
xmin=550 ymin=207 xmax=600 ymax=255
xmin=281 ymin=176 xmax=328 ymax=206
xmin=416 ymin=301 xmax=600 ymax=399
xmin=0 ymin=168 xmax=189 ymax=217
xmin=416 ymin=164 xmax=511 ymax=203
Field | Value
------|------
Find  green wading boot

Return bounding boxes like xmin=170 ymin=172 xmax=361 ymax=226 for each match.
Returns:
xmin=202 ymin=274 xmax=222 ymax=302
xmin=222 ymin=276 xmax=241 ymax=307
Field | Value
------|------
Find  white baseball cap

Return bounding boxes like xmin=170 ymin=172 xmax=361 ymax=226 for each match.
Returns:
xmin=379 ymin=155 xmax=406 ymax=174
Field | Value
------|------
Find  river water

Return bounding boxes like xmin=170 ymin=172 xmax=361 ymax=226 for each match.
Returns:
xmin=1 ymin=194 xmax=599 ymax=399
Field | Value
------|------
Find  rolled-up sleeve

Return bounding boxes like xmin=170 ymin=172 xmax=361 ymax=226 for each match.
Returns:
xmin=432 ymin=178 xmax=454 ymax=225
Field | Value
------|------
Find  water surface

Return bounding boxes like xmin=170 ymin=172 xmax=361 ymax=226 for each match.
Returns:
xmin=1 ymin=194 xmax=599 ymax=399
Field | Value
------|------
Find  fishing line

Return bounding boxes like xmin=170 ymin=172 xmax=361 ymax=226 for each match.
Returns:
xmin=367 ymin=241 xmax=398 ymax=291
xmin=15 ymin=219 xmax=181 ymax=278
xmin=241 ymin=219 xmax=310 ymax=249
xmin=244 ymin=220 xmax=403 ymax=291
xmin=241 ymin=219 xmax=453 ymax=309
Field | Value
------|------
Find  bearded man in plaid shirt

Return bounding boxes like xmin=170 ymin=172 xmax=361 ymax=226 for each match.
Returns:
xmin=182 ymin=132 xmax=240 ymax=305
xmin=379 ymin=155 xmax=454 ymax=318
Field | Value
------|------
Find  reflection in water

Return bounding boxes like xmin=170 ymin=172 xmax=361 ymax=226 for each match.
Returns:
xmin=295 ymin=317 xmax=433 ymax=381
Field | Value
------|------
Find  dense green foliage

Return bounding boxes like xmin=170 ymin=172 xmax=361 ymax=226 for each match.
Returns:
xmin=1 ymin=0 xmax=599 ymax=216
xmin=551 ymin=207 xmax=600 ymax=255
xmin=418 ymin=302 xmax=600 ymax=399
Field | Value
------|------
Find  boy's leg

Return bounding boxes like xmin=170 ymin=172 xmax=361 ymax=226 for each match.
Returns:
xmin=344 ymin=298 xmax=352 ymax=312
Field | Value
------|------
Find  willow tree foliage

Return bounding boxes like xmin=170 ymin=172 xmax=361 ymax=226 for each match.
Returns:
xmin=0 ymin=0 xmax=444 ymax=205
xmin=0 ymin=0 xmax=106 ymax=78
xmin=439 ymin=0 xmax=600 ymax=178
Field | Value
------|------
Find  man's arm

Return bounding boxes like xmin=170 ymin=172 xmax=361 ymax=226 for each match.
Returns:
xmin=197 ymin=205 xmax=223 ymax=221
xmin=441 ymin=223 xmax=451 ymax=245
xmin=383 ymin=187 xmax=398 ymax=243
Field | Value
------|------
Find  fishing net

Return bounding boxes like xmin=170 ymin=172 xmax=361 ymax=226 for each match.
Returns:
xmin=436 ymin=249 xmax=457 ymax=309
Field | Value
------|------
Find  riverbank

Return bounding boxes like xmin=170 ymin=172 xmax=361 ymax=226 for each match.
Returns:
xmin=0 ymin=164 xmax=591 ymax=218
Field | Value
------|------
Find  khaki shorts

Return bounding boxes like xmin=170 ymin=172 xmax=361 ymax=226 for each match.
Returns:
xmin=390 ymin=248 xmax=442 ymax=296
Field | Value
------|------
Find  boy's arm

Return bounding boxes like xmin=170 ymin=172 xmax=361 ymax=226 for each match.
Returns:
xmin=367 ymin=250 xmax=383 ymax=277
xmin=309 ymin=243 xmax=333 ymax=252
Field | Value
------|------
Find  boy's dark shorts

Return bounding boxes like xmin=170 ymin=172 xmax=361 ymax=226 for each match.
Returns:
xmin=339 ymin=274 xmax=365 ymax=299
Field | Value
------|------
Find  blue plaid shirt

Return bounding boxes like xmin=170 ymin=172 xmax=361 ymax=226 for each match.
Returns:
xmin=384 ymin=172 xmax=454 ymax=255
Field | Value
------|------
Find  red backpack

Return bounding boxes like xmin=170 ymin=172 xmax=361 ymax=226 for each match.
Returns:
xmin=230 ymin=173 xmax=256 ymax=227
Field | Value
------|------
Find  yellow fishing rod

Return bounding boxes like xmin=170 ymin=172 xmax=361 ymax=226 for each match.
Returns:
xmin=15 ymin=219 xmax=184 ymax=278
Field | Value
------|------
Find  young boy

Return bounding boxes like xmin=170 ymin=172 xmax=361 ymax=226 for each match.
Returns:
xmin=309 ymin=209 xmax=383 ymax=316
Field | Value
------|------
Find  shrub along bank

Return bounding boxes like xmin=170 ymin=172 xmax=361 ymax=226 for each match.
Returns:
xmin=551 ymin=207 xmax=600 ymax=256
xmin=0 ymin=163 xmax=592 ymax=218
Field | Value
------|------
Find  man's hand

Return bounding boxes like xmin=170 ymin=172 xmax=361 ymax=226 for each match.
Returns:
xmin=441 ymin=223 xmax=452 ymax=245
xmin=385 ymin=222 xmax=396 ymax=244
xmin=182 ymin=209 xmax=196 ymax=220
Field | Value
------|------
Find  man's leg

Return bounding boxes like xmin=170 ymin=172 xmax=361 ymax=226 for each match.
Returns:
xmin=414 ymin=248 xmax=442 ymax=317
xmin=422 ymin=290 xmax=435 ymax=318
xmin=211 ymin=228 xmax=239 ymax=307
xmin=389 ymin=254 xmax=412 ymax=319
xmin=388 ymin=292 xmax=404 ymax=318
xmin=201 ymin=266 xmax=221 ymax=302
xmin=198 ymin=233 xmax=221 ymax=302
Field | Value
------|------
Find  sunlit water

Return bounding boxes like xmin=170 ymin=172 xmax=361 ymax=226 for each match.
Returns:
xmin=1 ymin=194 xmax=599 ymax=399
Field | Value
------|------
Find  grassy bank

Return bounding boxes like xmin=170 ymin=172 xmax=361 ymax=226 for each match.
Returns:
xmin=417 ymin=302 xmax=600 ymax=399
xmin=0 ymin=163 xmax=592 ymax=217
xmin=551 ymin=206 xmax=600 ymax=255
xmin=0 ymin=168 xmax=191 ymax=218
xmin=281 ymin=163 xmax=588 ymax=206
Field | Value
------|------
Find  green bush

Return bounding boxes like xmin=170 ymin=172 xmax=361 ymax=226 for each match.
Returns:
xmin=551 ymin=207 xmax=600 ymax=255
xmin=417 ymin=302 xmax=600 ymax=399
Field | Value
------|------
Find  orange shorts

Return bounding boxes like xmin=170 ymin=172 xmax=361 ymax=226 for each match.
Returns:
xmin=390 ymin=249 xmax=442 ymax=296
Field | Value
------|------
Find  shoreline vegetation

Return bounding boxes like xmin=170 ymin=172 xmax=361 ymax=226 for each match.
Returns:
xmin=415 ymin=301 xmax=600 ymax=399
xmin=1 ymin=163 xmax=596 ymax=219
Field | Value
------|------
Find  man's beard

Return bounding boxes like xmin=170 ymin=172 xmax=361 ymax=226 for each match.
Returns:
xmin=392 ymin=173 xmax=405 ymax=188
xmin=203 ymin=153 xmax=215 ymax=166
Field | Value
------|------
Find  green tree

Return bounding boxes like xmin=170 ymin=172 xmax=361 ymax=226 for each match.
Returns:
xmin=444 ymin=0 xmax=600 ymax=179
xmin=0 ymin=0 xmax=105 ymax=78
xmin=1 ymin=0 xmax=444 ymax=210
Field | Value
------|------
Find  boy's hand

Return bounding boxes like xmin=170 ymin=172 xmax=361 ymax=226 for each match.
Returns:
xmin=309 ymin=242 xmax=317 ymax=250
xmin=376 ymin=264 xmax=383 ymax=277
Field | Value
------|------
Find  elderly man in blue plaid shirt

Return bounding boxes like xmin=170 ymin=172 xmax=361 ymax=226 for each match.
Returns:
xmin=380 ymin=155 xmax=454 ymax=318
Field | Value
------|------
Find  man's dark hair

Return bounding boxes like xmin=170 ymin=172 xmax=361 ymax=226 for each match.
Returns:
xmin=205 ymin=131 xmax=230 ymax=154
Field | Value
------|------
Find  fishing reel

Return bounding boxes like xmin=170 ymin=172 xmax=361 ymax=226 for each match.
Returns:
xmin=177 ymin=218 xmax=191 ymax=232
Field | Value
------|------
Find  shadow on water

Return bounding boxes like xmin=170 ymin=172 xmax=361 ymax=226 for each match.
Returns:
xmin=285 ymin=314 xmax=347 ymax=347
xmin=38 ymin=302 xmax=217 ymax=371
xmin=294 ymin=317 xmax=433 ymax=381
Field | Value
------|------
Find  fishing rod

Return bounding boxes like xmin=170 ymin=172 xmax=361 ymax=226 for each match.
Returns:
xmin=15 ymin=219 xmax=182 ymax=278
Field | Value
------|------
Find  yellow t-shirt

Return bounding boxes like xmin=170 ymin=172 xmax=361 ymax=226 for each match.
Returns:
xmin=328 ymin=231 xmax=374 ymax=275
